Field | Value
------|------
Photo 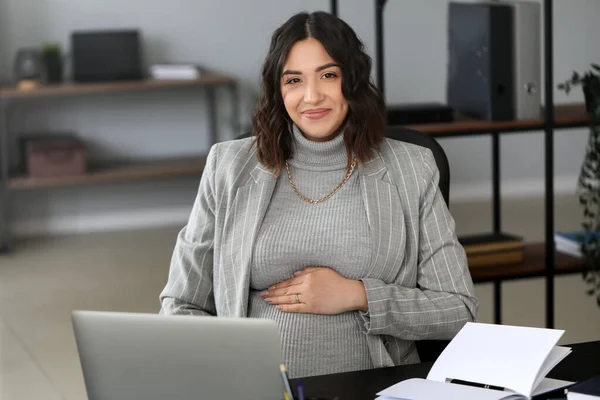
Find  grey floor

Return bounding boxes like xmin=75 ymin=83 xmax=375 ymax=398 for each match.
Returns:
xmin=1 ymin=194 xmax=599 ymax=400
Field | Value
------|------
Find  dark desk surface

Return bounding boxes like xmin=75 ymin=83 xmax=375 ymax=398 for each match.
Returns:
xmin=294 ymin=340 xmax=600 ymax=400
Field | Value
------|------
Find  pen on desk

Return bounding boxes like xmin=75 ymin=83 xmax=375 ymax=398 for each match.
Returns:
xmin=446 ymin=378 xmax=509 ymax=392
xmin=296 ymin=379 xmax=305 ymax=400
xmin=280 ymin=364 xmax=295 ymax=400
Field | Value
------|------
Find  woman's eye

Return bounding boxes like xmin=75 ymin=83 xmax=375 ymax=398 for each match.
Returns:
xmin=286 ymin=77 xmax=301 ymax=84
xmin=322 ymin=72 xmax=338 ymax=79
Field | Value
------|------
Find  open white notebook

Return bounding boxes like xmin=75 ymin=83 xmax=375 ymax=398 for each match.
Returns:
xmin=376 ymin=322 xmax=574 ymax=400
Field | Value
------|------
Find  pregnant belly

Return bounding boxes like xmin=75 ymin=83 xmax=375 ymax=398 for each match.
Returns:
xmin=247 ymin=290 xmax=372 ymax=378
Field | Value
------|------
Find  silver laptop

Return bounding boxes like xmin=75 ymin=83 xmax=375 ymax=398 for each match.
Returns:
xmin=72 ymin=310 xmax=286 ymax=400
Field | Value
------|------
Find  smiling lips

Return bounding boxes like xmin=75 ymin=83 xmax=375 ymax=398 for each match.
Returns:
xmin=302 ymin=108 xmax=331 ymax=120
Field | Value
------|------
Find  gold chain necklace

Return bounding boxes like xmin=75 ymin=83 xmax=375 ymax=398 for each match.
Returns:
xmin=285 ymin=157 xmax=357 ymax=204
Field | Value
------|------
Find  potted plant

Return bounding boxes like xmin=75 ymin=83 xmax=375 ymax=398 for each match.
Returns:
xmin=558 ymin=63 xmax=600 ymax=307
xmin=41 ymin=42 xmax=63 ymax=84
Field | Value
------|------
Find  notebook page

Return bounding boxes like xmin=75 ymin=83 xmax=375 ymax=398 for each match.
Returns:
xmin=531 ymin=378 xmax=574 ymax=397
xmin=532 ymin=346 xmax=572 ymax=389
xmin=426 ymin=322 xmax=564 ymax=396
xmin=376 ymin=378 xmax=524 ymax=400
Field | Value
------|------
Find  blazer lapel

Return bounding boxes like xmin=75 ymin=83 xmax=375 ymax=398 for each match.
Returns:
xmin=359 ymin=151 xmax=407 ymax=369
xmin=223 ymin=164 xmax=277 ymax=317
xmin=359 ymin=152 xmax=406 ymax=283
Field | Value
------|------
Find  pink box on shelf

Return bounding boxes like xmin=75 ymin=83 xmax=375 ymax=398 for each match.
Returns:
xmin=22 ymin=135 xmax=87 ymax=178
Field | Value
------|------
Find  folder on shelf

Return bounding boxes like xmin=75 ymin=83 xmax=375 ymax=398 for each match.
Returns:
xmin=376 ymin=322 xmax=573 ymax=400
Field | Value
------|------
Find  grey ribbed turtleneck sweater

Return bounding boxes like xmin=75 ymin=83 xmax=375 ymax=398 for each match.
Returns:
xmin=248 ymin=125 xmax=373 ymax=378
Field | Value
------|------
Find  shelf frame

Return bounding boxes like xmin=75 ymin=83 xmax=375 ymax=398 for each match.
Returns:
xmin=0 ymin=74 xmax=238 ymax=250
xmin=7 ymin=155 xmax=207 ymax=190
xmin=373 ymin=0 xmax=583 ymax=327
xmin=0 ymin=73 xmax=236 ymax=99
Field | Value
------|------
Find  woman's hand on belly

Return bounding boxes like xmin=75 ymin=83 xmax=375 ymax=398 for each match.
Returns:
xmin=260 ymin=267 xmax=368 ymax=314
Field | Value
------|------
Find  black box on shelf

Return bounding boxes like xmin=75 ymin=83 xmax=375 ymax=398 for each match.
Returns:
xmin=447 ymin=2 xmax=515 ymax=121
xmin=387 ymin=102 xmax=454 ymax=126
xmin=71 ymin=29 xmax=143 ymax=82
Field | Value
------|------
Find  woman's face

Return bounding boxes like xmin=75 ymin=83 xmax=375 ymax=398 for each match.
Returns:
xmin=280 ymin=38 xmax=348 ymax=142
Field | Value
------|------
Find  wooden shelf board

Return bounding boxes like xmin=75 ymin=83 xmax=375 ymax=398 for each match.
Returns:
xmin=470 ymin=242 xmax=583 ymax=282
xmin=7 ymin=155 xmax=207 ymax=189
xmin=404 ymin=103 xmax=591 ymax=136
xmin=0 ymin=73 xmax=235 ymax=99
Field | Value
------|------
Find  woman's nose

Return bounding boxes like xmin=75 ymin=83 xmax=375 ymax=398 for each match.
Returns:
xmin=303 ymin=81 xmax=324 ymax=104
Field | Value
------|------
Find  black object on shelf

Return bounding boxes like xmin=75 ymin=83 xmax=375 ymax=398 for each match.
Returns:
xmin=44 ymin=56 xmax=63 ymax=83
xmin=446 ymin=2 xmax=515 ymax=121
xmin=41 ymin=43 xmax=64 ymax=84
xmin=71 ymin=29 xmax=143 ymax=82
xmin=387 ymin=103 xmax=454 ymax=126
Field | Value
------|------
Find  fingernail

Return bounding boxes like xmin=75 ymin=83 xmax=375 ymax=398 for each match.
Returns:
xmin=260 ymin=291 xmax=268 ymax=297
xmin=293 ymin=271 xmax=300 ymax=276
xmin=277 ymin=306 xmax=284 ymax=311
xmin=264 ymin=298 xmax=272 ymax=304
xmin=269 ymin=286 xmax=275 ymax=290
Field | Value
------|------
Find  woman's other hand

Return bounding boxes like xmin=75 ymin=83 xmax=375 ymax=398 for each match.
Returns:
xmin=260 ymin=267 xmax=368 ymax=314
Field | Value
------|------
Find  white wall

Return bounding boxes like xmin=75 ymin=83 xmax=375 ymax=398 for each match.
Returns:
xmin=0 ymin=0 xmax=598 ymax=235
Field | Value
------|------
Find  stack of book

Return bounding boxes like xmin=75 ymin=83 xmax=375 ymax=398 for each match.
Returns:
xmin=554 ymin=231 xmax=600 ymax=258
xmin=459 ymin=233 xmax=524 ymax=267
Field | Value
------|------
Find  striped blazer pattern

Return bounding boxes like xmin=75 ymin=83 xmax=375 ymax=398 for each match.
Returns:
xmin=159 ymin=137 xmax=478 ymax=369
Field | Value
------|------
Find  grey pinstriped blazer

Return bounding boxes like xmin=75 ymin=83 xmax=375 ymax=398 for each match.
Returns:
xmin=159 ymin=136 xmax=478 ymax=369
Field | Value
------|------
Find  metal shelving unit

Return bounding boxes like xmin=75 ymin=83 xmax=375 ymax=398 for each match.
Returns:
xmin=0 ymin=73 xmax=238 ymax=252
xmin=331 ymin=0 xmax=589 ymax=328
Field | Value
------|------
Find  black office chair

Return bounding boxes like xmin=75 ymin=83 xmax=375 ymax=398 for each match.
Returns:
xmin=235 ymin=129 xmax=451 ymax=362
xmin=385 ymin=126 xmax=450 ymax=208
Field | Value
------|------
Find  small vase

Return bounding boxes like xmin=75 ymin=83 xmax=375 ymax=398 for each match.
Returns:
xmin=43 ymin=54 xmax=63 ymax=84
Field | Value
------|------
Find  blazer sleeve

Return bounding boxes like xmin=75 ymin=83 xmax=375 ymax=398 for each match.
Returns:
xmin=159 ymin=145 xmax=218 ymax=316
xmin=359 ymin=149 xmax=478 ymax=340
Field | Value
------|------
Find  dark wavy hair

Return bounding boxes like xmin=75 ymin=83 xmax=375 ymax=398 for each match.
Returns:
xmin=252 ymin=11 xmax=386 ymax=174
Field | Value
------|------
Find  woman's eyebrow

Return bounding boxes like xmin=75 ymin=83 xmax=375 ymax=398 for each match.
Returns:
xmin=282 ymin=62 xmax=341 ymax=77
